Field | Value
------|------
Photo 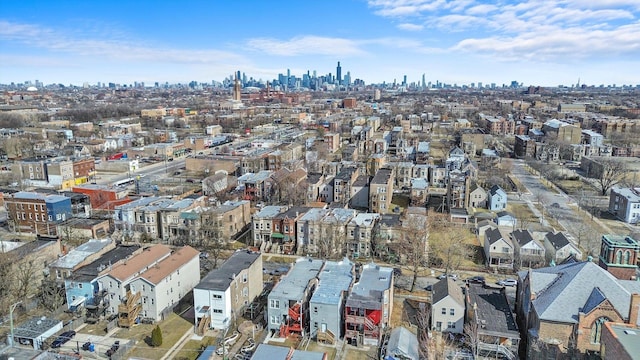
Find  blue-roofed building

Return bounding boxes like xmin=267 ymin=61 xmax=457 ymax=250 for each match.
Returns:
xmin=310 ymin=258 xmax=354 ymax=344
xmin=267 ymin=258 xmax=324 ymax=337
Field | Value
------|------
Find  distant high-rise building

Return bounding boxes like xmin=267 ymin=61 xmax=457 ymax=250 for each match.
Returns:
xmin=402 ymin=75 xmax=407 ymax=86
xmin=421 ymin=74 xmax=426 ymax=90
xmin=336 ymin=61 xmax=342 ymax=85
xmin=233 ymin=73 xmax=241 ymax=101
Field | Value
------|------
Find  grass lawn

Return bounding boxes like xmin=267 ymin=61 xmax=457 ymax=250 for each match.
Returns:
xmin=173 ymin=336 xmax=214 ymax=360
xmin=304 ymin=342 xmax=337 ymax=360
xmin=343 ymin=347 xmax=379 ymax=360
xmin=119 ymin=313 xmax=192 ymax=359
xmin=390 ymin=193 xmax=410 ymax=214
xmin=78 ymin=321 xmax=108 ymax=336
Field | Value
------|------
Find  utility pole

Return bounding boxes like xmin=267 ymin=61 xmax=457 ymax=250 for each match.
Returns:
xmin=9 ymin=301 xmax=22 ymax=347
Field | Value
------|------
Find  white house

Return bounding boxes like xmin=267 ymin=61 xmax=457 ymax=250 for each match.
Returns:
xmin=488 ymin=185 xmax=507 ymax=211
xmin=543 ymin=232 xmax=583 ymax=265
xmin=193 ymin=250 xmax=263 ymax=332
xmin=608 ymin=186 xmax=640 ymax=225
xmin=431 ymin=278 xmax=465 ymax=333
xmin=484 ymin=228 xmax=515 ymax=269
xmin=129 ymin=246 xmax=200 ymax=321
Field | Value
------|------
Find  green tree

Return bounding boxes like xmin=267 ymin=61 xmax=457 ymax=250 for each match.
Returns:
xmin=151 ymin=325 xmax=163 ymax=347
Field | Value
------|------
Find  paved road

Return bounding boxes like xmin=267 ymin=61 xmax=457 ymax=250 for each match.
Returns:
xmin=512 ymin=160 xmax=605 ymax=256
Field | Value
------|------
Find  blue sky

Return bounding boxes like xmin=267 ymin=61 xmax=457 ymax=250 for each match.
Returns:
xmin=1 ymin=0 xmax=639 ymax=87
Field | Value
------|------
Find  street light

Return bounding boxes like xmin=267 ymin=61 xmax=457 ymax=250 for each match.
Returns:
xmin=9 ymin=301 xmax=22 ymax=347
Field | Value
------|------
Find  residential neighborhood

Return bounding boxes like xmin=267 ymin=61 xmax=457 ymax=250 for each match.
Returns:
xmin=0 ymin=74 xmax=639 ymax=360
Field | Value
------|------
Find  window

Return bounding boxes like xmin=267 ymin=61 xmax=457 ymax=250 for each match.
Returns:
xmin=213 ymin=309 xmax=223 ymax=314
xmin=450 ymin=308 xmax=455 ymax=316
xmin=441 ymin=307 xmax=446 ymax=315
xmin=436 ymin=321 xmax=442 ymax=331
xmin=270 ymin=315 xmax=279 ymax=324
xmin=242 ymin=273 xmax=247 ymax=283
xmin=591 ymin=317 xmax=610 ymax=344
xmin=78 ymin=283 xmax=83 ymax=289
xmin=616 ymin=250 xmax=622 ymax=264
xmin=623 ymin=251 xmax=630 ymax=265
xmin=151 ymin=299 xmax=154 ymax=305
xmin=270 ymin=299 xmax=280 ymax=309
xmin=447 ymin=321 xmax=455 ymax=329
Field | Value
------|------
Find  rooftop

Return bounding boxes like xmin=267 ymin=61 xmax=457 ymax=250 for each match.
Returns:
xmin=270 ymin=258 xmax=324 ymax=301
xmin=605 ymin=323 xmax=640 ymax=359
xmin=70 ymin=245 xmax=142 ymax=283
xmin=13 ymin=317 xmax=62 ymax=339
xmin=371 ymin=168 xmax=393 ymax=185
xmin=347 ymin=262 xmax=393 ymax=309
xmin=251 ymin=344 xmax=326 ymax=360
xmin=467 ymin=284 xmax=519 ymax=339
xmin=602 ymin=234 xmax=639 ymax=248
xmin=138 ymin=246 xmax=199 ymax=285
xmin=50 ymin=238 xmax=112 ymax=269
xmin=196 ymin=250 xmax=261 ymax=291
xmin=105 ymin=244 xmax=172 ymax=282
xmin=310 ymin=258 xmax=353 ymax=306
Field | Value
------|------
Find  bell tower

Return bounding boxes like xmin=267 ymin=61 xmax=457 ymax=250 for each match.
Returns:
xmin=598 ymin=234 xmax=639 ymax=280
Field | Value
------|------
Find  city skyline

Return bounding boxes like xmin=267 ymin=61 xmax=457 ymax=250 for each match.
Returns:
xmin=1 ymin=0 xmax=639 ymax=87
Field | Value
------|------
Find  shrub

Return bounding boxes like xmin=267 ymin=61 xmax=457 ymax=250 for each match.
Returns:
xmin=151 ymin=325 xmax=163 ymax=347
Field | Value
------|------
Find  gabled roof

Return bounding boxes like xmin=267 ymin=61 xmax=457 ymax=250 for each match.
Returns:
xmin=582 ymin=287 xmax=607 ymax=315
xmin=489 ymin=185 xmax=506 ymax=196
xmin=386 ymin=326 xmax=419 ymax=360
xmin=511 ymin=229 xmax=535 ymax=247
xmin=545 ymin=232 xmax=570 ymax=249
xmin=432 ymin=278 xmax=464 ymax=307
xmin=196 ymin=250 xmax=260 ymax=291
xmin=485 ymin=228 xmax=509 ymax=246
xmin=105 ymin=244 xmax=172 ymax=282
xmin=138 ymin=246 xmax=199 ymax=285
xmin=529 ymin=261 xmax=632 ymax=323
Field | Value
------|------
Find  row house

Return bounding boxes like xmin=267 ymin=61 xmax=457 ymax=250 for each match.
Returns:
xmin=484 ymin=228 xmax=515 ymax=269
xmin=344 ymin=263 xmax=394 ymax=346
xmin=270 ymin=206 xmax=309 ymax=255
xmin=391 ymin=162 xmax=414 ymax=189
xmin=310 ymin=259 xmax=354 ymax=345
xmin=543 ymin=232 xmax=583 ymax=265
xmin=333 ymin=166 xmax=359 ymax=205
xmin=268 ymin=258 xmax=324 ymax=338
xmin=297 ymin=208 xmax=331 ymax=255
xmin=5 ymin=191 xmax=72 ymax=236
xmin=306 ymin=174 xmax=325 ymax=203
xmin=194 ymin=250 xmax=263 ymax=333
xmin=64 ymin=244 xmax=141 ymax=313
xmin=252 ymin=205 xmax=288 ymax=248
xmin=238 ymin=170 xmax=272 ymax=202
xmin=349 ymin=175 xmax=370 ymax=209
xmin=61 ymin=191 xmax=92 ymax=218
xmin=113 ymin=196 xmax=165 ymax=238
xmin=369 ymin=168 xmax=394 ymax=213
xmin=446 ymin=171 xmax=471 ymax=210
xmin=535 ymin=142 xmax=559 ymax=162
xmin=318 ymin=208 xmax=356 ymax=257
xmin=346 ymin=213 xmax=380 ymax=259
xmin=176 ymin=200 xmax=250 ymax=244
xmin=158 ymin=198 xmax=202 ymax=241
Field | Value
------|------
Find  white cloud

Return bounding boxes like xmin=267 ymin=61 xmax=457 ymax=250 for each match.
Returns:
xmin=246 ymin=36 xmax=366 ymax=56
xmin=397 ymin=23 xmax=424 ymax=31
xmin=0 ymin=20 xmax=248 ymax=66
xmin=466 ymin=4 xmax=498 ymax=15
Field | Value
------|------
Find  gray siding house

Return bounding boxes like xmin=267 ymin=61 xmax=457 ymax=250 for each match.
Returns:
xmin=267 ymin=258 xmax=324 ymax=337
xmin=309 ymin=258 xmax=354 ymax=344
xmin=488 ymin=185 xmax=507 ymax=211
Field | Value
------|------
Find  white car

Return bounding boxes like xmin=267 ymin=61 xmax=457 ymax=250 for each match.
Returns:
xmin=498 ymin=279 xmax=518 ymax=287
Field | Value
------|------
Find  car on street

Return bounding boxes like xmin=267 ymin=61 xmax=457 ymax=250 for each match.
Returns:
xmin=467 ymin=276 xmax=486 ymax=284
xmin=497 ymin=279 xmax=518 ymax=287
xmin=437 ymin=273 xmax=458 ymax=280
xmin=51 ymin=330 xmax=76 ymax=348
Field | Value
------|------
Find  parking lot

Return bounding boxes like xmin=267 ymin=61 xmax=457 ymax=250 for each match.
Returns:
xmin=56 ymin=332 xmax=127 ymax=359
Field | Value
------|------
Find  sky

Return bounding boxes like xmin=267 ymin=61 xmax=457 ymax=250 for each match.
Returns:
xmin=1 ymin=0 xmax=639 ymax=87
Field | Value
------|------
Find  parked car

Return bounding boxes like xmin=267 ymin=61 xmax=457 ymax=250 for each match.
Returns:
xmin=497 ymin=279 xmax=518 ymax=287
xmin=393 ymin=267 xmax=403 ymax=276
xmin=467 ymin=276 xmax=486 ymax=284
xmin=51 ymin=330 xmax=76 ymax=348
xmin=437 ymin=273 xmax=458 ymax=280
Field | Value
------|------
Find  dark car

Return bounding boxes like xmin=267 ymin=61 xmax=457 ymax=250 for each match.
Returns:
xmin=393 ymin=267 xmax=403 ymax=276
xmin=51 ymin=330 xmax=76 ymax=348
xmin=467 ymin=276 xmax=486 ymax=284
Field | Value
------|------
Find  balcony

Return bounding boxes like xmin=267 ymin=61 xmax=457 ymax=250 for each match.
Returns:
xmin=117 ymin=290 xmax=142 ymax=328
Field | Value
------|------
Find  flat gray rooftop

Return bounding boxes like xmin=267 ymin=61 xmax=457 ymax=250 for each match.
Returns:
xmin=196 ymin=250 xmax=261 ymax=291
xmin=50 ymin=238 xmax=112 ymax=269
xmin=270 ymin=258 xmax=323 ymax=301
xmin=310 ymin=259 xmax=353 ymax=305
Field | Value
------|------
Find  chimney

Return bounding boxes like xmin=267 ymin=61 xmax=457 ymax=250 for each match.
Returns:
xmin=628 ymin=293 xmax=640 ymax=326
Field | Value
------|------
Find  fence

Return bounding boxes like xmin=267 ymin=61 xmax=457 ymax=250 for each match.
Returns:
xmin=110 ymin=340 xmax=135 ymax=360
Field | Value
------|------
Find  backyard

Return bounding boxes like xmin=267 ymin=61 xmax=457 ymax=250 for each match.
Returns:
xmin=118 ymin=313 xmax=192 ymax=359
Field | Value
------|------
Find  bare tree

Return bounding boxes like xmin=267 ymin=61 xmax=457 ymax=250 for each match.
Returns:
xmin=398 ymin=213 xmax=429 ymax=292
xmin=0 ymin=251 xmax=17 ymax=314
xmin=200 ymin=210 xmax=228 ymax=269
xmin=430 ymin=226 xmax=472 ymax=276
xmin=464 ymin=321 xmax=480 ymax=359
xmin=589 ymin=158 xmax=628 ymax=196
xmin=39 ymin=281 xmax=66 ymax=312
xmin=414 ymin=302 xmax=434 ymax=360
